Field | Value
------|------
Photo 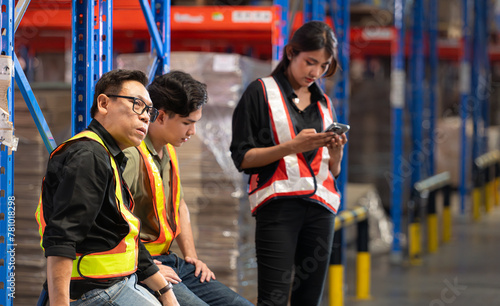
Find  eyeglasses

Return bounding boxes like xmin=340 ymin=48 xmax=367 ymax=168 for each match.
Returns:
xmin=107 ymin=94 xmax=159 ymax=123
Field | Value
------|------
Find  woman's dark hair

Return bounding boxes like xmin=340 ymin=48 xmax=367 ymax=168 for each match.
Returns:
xmin=91 ymin=69 xmax=148 ymax=118
xmin=147 ymin=70 xmax=207 ymax=118
xmin=271 ymin=21 xmax=339 ymax=77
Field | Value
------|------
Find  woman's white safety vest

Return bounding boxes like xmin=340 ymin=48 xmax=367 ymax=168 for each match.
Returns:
xmin=248 ymin=77 xmax=341 ymax=214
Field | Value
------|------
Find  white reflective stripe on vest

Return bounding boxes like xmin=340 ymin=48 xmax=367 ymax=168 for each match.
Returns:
xmin=249 ymin=77 xmax=340 ymax=212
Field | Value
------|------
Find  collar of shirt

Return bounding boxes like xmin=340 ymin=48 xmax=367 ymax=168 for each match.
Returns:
xmin=273 ymin=69 xmax=327 ymax=107
xmin=88 ymin=119 xmax=127 ymax=171
xmin=143 ymin=134 xmax=170 ymax=174
xmin=143 ymin=135 xmax=158 ymax=157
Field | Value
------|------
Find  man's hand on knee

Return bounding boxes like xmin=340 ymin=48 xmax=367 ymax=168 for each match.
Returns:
xmin=184 ymin=256 xmax=216 ymax=283
xmin=154 ymin=260 xmax=182 ymax=284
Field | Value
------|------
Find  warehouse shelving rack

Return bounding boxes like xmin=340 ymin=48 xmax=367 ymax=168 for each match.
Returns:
xmin=0 ymin=1 xmax=14 ymax=304
xmin=0 ymin=0 xmax=174 ymax=303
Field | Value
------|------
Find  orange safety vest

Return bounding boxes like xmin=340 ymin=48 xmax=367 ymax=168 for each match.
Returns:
xmin=35 ymin=131 xmax=140 ymax=280
xmin=136 ymin=141 xmax=181 ymax=256
xmin=248 ymin=77 xmax=341 ymax=214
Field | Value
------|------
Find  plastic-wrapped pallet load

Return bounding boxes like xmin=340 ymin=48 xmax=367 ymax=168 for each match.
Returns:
xmin=118 ymin=51 xmax=271 ymax=301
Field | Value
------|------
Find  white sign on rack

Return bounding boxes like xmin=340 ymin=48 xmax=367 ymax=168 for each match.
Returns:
xmin=0 ymin=55 xmax=18 ymax=151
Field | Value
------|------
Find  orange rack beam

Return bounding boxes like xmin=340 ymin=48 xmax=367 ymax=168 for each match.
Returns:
xmin=16 ymin=2 xmax=500 ymax=61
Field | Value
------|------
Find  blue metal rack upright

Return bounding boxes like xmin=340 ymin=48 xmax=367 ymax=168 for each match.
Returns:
xmin=0 ymin=0 xmax=14 ymax=304
xmin=139 ymin=0 xmax=171 ymax=79
xmin=304 ymin=0 xmax=313 ymax=22
xmin=332 ymin=0 xmax=350 ymax=210
xmin=471 ymin=0 xmax=481 ymax=200
xmin=312 ymin=0 xmax=326 ymax=21
xmin=480 ymin=0 xmax=490 ymax=156
xmin=71 ymin=0 xmax=171 ymax=134
xmin=390 ymin=0 xmax=406 ymax=263
xmin=72 ymin=0 xmax=113 ymax=135
xmin=471 ymin=0 xmax=489 ymax=166
xmin=330 ymin=1 xmax=350 ymax=305
xmin=303 ymin=0 xmax=326 ymax=22
xmin=273 ymin=0 xmax=289 ymax=64
xmin=459 ymin=0 xmax=472 ymax=214
xmin=152 ymin=0 xmax=171 ymax=78
xmin=427 ymin=0 xmax=438 ymax=176
xmin=409 ymin=0 xmax=424 ymax=187
xmin=470 ymin=0 xmax=491 ymax=220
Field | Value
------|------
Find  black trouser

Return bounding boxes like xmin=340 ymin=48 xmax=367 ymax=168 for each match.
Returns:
xmin=255 ymin=198 xmax=336 ymax=306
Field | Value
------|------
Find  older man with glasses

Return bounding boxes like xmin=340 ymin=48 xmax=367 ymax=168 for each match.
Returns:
xmin=36 ymin=69 xmax=179 ymax=306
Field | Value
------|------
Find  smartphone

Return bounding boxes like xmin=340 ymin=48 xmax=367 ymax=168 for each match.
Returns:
xmin=323 ymin=122 xmax=350 ymax=135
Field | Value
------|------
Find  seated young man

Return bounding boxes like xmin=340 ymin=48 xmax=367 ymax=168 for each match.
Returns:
xmin=123 ymin=71 xmax=253 ymax=306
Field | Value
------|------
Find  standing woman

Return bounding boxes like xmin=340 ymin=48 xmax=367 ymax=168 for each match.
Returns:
xmin=230 ymin=21 xmax=347 ymax=306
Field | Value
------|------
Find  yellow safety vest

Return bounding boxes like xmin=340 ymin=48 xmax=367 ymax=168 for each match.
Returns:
xmin=35 ymin=131 xmax=140 ymax=280
xmin=136 ymin=141 xmax=181 ymax=256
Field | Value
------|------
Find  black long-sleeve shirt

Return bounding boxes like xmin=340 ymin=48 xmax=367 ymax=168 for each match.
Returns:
xmin=230 ymin=69 xmax=337 ymax=178
xmin=40 ymin=119 xmax=158 ymax=299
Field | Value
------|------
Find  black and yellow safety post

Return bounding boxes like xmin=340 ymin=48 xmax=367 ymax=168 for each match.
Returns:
xmin=495 ymin=161 xmax=500 ymax=207
xmin=356 ymin=216 xmax=370 ymax=299
xmin=472 ymin=161 xmax=483 ymax=221
xmin=329 ymin=206 xmax=370 ymax=306
xmin=442 ymin=184 xmax=452 ymax=243
xmin=426 ymin=189 xmax=438 ymax=253
xmin=474 ymin=150 xmax=500 ymax=219
xmin=329 ymin=228 xmax=344 ymax=306
xmin=408 ymin=188 xmax=422 ymax=265
xmin=484 ymin=160 xmax=493 ymax=214
xmin=486 ymin=151 xmax=500 ymax=210
xmin=412 ymin=172 xmax=451 ymax=259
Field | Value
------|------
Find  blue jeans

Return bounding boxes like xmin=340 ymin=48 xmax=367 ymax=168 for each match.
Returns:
xmin=153 ymin=253 xmax=253 ymax=306
xmin=70 ymin=274 xmax=160 ymax=306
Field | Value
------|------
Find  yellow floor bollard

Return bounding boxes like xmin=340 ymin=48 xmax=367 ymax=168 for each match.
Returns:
xmin=472 ymin=187 xmax=482 ymax=221
xmin=329 ymin=265 xmax=344 ymax=306
xmin=427 ymin=214 xmax=438 ymax=253
xmin=495 ymin=177 xmax=500 ymax=206
xmin=485 ymin=182 xmax=493 ymax=213
xmin=356 ymin=252 xmax=371 ymax=299
xmin=409 ymin=222 xmax=422 ymax=265
xmin=442 ymin=206 xmax=452 ymax=243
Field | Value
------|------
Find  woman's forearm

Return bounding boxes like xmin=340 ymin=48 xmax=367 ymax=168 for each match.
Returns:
xmin=240 ymin=143 xmax=293 ymax=169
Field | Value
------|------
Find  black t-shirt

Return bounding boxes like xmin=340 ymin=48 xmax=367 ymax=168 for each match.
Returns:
xmin=230 ymin=69 xmax=337 ymax=181
xmin=40 ymin=119 xmax=158 ymax=299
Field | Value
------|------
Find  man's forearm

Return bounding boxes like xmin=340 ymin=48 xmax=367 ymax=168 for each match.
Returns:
xmin=47 ymin=256 xmax=74 ymax=305
xmin=142 ymin=272 xmax=179 ymax=306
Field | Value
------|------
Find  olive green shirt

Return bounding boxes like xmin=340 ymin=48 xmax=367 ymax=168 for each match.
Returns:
xmin=123 ymin=135 xmax=183 ymax=242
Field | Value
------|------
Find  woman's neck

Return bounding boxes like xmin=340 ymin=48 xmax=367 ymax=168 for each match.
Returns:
xmin=284 ymin=67 xmax=309 ymax=94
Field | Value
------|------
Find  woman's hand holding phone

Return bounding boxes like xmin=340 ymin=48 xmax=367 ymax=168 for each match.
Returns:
xmin=323 ymin=122 xmax=350 ymax=135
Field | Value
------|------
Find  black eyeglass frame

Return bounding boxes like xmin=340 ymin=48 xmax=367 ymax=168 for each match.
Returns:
xmin=107 ymin=94 xmax=159 ymax=122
